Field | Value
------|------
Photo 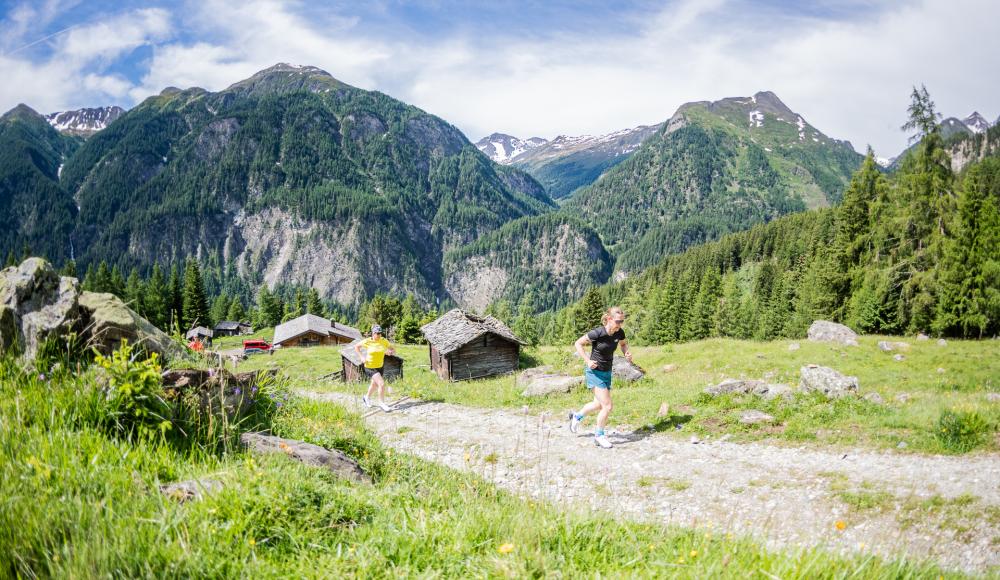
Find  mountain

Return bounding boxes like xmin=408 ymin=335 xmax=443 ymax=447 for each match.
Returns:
xmin=475 ymin=133 xmax=547 ymax=164
xmin=7 ymin=63 xmax=563 ymax=307
xmin=962 ymin=111 xmax=990 ymax=134
xmin=45 ymin=106 xmax=125 ymax=137
xmin=508 ymin=124 xmax=662 ymax=200
xmin=561 ymin=91 xmax=864 ymax=274
xmin=0 ymin=105 xmax=80 ymax=262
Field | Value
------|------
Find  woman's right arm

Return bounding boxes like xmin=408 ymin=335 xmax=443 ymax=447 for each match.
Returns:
xmin=575 ymin=335 xmax=597 ymax=369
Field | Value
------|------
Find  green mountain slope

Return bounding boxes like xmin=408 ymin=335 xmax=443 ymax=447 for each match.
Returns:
xmin=0 ymin=105 xmax=81 ymax=263
xmin=52 ymin=64 xmax=555 ymax=306
xmin=563 ymin=91 xmax=864 ymax=274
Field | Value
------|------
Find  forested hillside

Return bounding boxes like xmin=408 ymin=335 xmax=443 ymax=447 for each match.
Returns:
xmin=546 ymin=89 xmax=998 ymax=342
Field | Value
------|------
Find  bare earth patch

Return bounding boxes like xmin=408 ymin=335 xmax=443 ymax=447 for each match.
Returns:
xmin=302 ymin=391 xmax=1000 ymax=573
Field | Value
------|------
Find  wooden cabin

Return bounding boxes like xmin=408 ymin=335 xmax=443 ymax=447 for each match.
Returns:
xmin=185 ymin=326 xmax=214 ymax=344
xmin=213 ymin=320 xmax=253 ymax=337
xmin=420 ymin=309 xmax=526 ymax=381
xmin=340 ymin=339 xmax=404 ymax=382
xmin=272 ymin=314 xmax=362 ymax=348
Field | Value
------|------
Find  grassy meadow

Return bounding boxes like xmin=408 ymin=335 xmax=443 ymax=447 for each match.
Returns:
xmin=0 ymin=346 xmax=966 ymax=578
xmin=235 ymin=335 xmax=1000 ymax=455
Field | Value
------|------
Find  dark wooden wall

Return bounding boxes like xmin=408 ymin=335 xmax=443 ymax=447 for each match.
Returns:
xmin=342 ymin=356 xmax=404 ymax=383
xmin=444 ymin=334 xmax=519 ymax=381
xmin=280 ymin=332 xmax=352 ymax=348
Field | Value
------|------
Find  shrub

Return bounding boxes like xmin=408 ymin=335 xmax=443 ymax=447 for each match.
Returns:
xmin=936 ymin=409 xmax=991 ymax=453
xmin=92 ymin=341 xmax=171 ymax=440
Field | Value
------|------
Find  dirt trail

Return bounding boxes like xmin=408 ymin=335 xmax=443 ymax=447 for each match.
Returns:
xmin=302 ymin=391 xmax=1000 ymax=573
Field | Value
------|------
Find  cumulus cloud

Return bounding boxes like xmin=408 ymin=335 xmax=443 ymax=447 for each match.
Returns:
xmin=2 ymin=0 xmax=997 ymax=156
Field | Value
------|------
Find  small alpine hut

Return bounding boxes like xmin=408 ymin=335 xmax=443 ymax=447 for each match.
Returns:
xmin=273 ymin=314 xmax=362 ymax=348
xmin=186 ymin=326 xmax=213 ymax=344
xmin=339 ymin=339 xmax=404 ymax=383
xmin=421 ymin=309 xmax=526 ymax=381
xmin=213 ymin=320 xmax=253 ymax=337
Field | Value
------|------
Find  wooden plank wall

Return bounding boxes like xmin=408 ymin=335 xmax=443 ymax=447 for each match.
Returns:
xmin=446 ymin=334 xmax=519 ymax=381
xmin=341 ymin=357 xmax=404 ymax=383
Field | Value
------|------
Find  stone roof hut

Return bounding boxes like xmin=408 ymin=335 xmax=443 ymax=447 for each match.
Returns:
xmin=340 ymin=339 xmax=404 ymax=383
xmin=186 ymin=326 xmax=213 ymax=343
xmin=214 ymin=320 xmax=253 ymax=337
xmin=421 ymin=309 xmax=526 ymax=381
xmin=273 ymin=314 xmax=361 ymax=348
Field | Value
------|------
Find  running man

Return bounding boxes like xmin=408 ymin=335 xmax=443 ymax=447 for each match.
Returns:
xmin=569 ymin=306 xmax=633 ymax=448
xmin=356 ymin=324 xmax=395 ymax=412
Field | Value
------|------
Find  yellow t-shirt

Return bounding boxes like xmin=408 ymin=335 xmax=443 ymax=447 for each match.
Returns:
xmin=360 ymin=336 xmax=391 ymax=368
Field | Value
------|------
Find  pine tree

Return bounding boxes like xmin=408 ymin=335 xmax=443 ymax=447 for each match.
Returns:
xmin=81 ymin=264 xmax=96 ymax=291
xmin=210 ymin=293 xmax=232 ymax=325
xmin=227 ymin=298 xmax=246 ymax=322
xmin=3 ymin=250 xmax=15 ymax=268
xmin=182 ymin=261 xmax=210 ymax=329
xmin=512 ymin=292 xmax=539 ymax=346
xmin=125 ymin=270 xmax=145 ymax=315
xmin=144 ymin=264 xmax=169 ymax=330
xmin=574 ymin=286 xmax=604 ymax=336
xmin=168 ymin=264 xmax=183 ymax=331
xmin=109 ymin=266 xmax=126 ymax=297
xmin=60 ymin=259 xmax=77 ymax=278
xmin=94 ymin=261 xmax=112 ymax=294
xmin=306 ymin=288 xmax=326 ymax=318
xmin=682 ymin=268 xmax=721 ymax=341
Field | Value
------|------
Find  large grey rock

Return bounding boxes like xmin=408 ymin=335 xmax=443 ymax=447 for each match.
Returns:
xmin=878 ymin=340 xmax=910 ymax=352
xmin=799 ymin=365 xmax=859 ymax=398
xmin=0 ymin=258 xmax=82 ymax=359
xmin=241 ymin=432 xmax=371 ymax=484
xmin=807 ymin=320 xmax=859 ymax=346
xmin=612 ymin=357 xmax=645 ymax=381
xmin=518 ymin=366 xmax=582 ymax=397
xmin=705 ymin=379 xmax=791 ymax=400
xmin=160 ymin=478 xmax=223 ymax=502
xmin=79 ymin=291 xmax=187 ymax=361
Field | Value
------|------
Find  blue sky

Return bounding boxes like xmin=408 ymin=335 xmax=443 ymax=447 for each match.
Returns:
xmin=1 ymin=0 xmax=997 ymax=157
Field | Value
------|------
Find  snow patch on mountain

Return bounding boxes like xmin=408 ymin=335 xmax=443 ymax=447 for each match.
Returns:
xmin=962 ymin=112 xmax=990 ymax=134
xmin=475 ymin=133 xmax=547 ymax=164
xmin=45 ymin=106 xmax=125 ymax=136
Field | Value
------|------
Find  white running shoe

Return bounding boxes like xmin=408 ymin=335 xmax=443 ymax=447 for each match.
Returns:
xmin=594 ymin=434 xmax=613 ymax=449
xmin=568 ymin=412 xmax=581 ymax=434
xmin=378 ymin=402 xmax=392 ymax=412
xmin=362 ymin=395 xmax=371 ymax=408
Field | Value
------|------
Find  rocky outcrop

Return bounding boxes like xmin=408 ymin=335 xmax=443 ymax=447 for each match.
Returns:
xmin=518 ymin=366 xmax=582 ymax=397
xmin=799 ymin=365 xmax=858 ymax=398
xmin=704 ymin=378 xmax=792 ymax=400
xmin=0 ymin=258 xmax=82 ymax=359
xmin=240 ymin=432 xmax=371 ymax=484
xmin=739 ymin=410 xmax=776 ymax=425
xmin=0 ymin=258 xmax=187 ymax=362
xmin=612 ymin=357 xmax=645 ymax=381
xmin=807 ymin=320 xmax=858 ymax=346
xmin=161 ymin=368 xmax=276 ymax=416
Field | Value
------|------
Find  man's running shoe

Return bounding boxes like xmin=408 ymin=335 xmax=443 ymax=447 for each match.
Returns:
xmin=594 ymin=434 xmax=613 ymax=449
xmin=378 ymin=402 xmax=392 ymax=412
xmin=568 ymin=412 xmax=581 ymax=434
xmin=362 ymin=395 xmax=371 ymax=408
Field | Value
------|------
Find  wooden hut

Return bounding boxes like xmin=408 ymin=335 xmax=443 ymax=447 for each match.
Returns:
xmin=420 ymin=309 xmax=526 ymax=381
xmin=273 ymin=314 xmax=362 ymax=348
xmin=340 ymin=339 xmax=404 ymax=382
xmin=213 ymin=320 xmax=253 ymax=337
xmin=185 ymin=326 xmax=213 ymax=344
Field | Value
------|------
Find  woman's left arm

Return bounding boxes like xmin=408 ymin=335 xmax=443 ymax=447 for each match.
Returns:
xmin=619 ymin=339 xmax=634 ymax=362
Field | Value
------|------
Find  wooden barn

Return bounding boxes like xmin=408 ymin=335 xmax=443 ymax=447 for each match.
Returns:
xmin=213 ymin=320 xmax=253 ymax=337
xmin=186 ymin=326 xmax=213 ymax=344
xmin=273 ymin=314 xmax=362 ymax=348
xmin=421 ymin=309 xmax=526 ymax=381
xmin=339 ymin=339 xmax=404 ymax=383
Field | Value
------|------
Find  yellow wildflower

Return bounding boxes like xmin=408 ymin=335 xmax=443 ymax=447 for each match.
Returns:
xmin=835 ymin=520 xmax=847 ymax=531
xmin=690 ymin=550 xmax=698 ymax=558
xmin=498 ymin=543 xmax=515 ymax=554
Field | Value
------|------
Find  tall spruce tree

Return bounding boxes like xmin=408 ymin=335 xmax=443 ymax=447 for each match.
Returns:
xmin=306 ymin=288 xmax=326 ymax=318
xmin=227 ymin=298 xmax=246 ymax=322
xmin=168 ymin=265 xmax=184 ymax=333
xmin=182 ymin=261 xmax=210 ymax=329
xmin=144 ymin=264 xmax=169 ymax=330
xmin=574 ymin=286 xmax=605 ymax=336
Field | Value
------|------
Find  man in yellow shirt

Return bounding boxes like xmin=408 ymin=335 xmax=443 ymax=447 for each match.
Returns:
xmin=356 ymin=324 xmax=395 ymax=412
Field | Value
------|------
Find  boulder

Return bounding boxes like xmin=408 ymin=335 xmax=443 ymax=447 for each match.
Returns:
xmin=937 ymin=338 xmax=948 ymax=347
xmin=0 ymin=258 xmax=82 ymax=359
xmin=518 ymin=366 xmax=582 ymax=397
xmin=916 ymin=333 xmax=929 ymax=341
xmin=79 ymin=291 xmax=187 ymax=361
xmin=807 ymin=320 xmax=858 ymax=346
xmin=241 ymin=432 xmax=371 ymax=484
xmin=863 ymin=392 xmax=884 ymax=405
xmin=160 ymin=478 xmax=223 ymax=502
xmin=705 ymin=379 xmax=791 ymax=400
xmin=878 ymin=341 xmax=910 ymax=352
xmin=895 ymin=393 xmax=911 ymax=404
xmin=788 ymin=342 xmax=800 ymax=351
xmin=799 ymin=365 xmax=859 ymax=398
xmin=612 ymin=357 xmax=645 ymax=381
xmin=893 ymin=354 xmax=905 ymax=362
xmin=739 ymin=410 xmax=776 ymax=425
xmin=162 ymin=368 xmax=276 ymax=417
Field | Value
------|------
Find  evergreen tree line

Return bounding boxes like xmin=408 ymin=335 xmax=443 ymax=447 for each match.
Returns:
xmin=537 ymin=87 xmax=999 ymax=344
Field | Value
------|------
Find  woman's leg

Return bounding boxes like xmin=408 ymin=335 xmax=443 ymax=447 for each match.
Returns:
xmin=577 ymin=395 xmax=603 ymax=417
xmin=593 ymin=386 xmax=613 ymax=430
xmin=374 ymin=373 xmax=386 ymax=402
xmin=365 ymin=374 xmax=377 ymax=399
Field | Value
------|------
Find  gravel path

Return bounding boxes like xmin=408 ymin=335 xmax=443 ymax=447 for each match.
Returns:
xmin=302 ymin=391 xmax=1000 ymax=573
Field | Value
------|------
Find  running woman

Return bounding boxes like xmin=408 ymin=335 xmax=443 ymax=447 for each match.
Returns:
xmin=356 ymin=324 xmax=395 ymax=412
xmin=569 ymin=306 xmax=633 ymax=448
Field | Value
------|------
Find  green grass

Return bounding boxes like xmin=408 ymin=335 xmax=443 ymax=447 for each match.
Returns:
xmin=237 ymin=335 xmax=1000 ymax=455
xmin=0 ymin=350 xmax=969 ymax=577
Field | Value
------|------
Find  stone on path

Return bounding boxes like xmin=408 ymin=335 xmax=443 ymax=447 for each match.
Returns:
xmin=241 ymin=432 xmax=371 ymax=484
xmin=807 ymin=320 xmax=859 ymax=346
xmin=799 ymin=365 xmax=859 ymax=398
xmin=518 ymin=366 xmax=583 ymax=397
xmin=739 ymin=410 xmax=776 ymax=425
